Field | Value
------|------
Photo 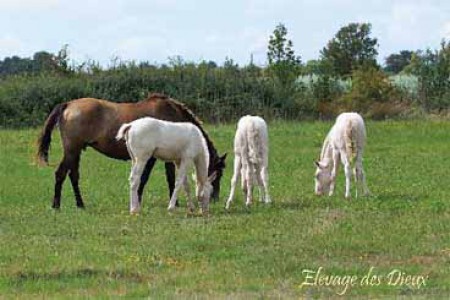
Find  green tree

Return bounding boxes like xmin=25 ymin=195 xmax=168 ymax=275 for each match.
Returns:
xmin=0 ymin=56 xmax=33 ymax=76
xmin=267 ymin=23 xmax=301 ymax=86
xmin=55 ymin=44 xmax=71 ymax=73
xmin=384 ymin=50 xmax=414 ymax=74
xmin=32 ymin=51 xmax=58 ymax=72
xmin=337 ymin=66 xmax=401 ymax=119
xmin=302 ymin=60 xmax=322 ymax=75
xmin=405 ymin=41 xmax=450 ymax=111
xmin=321 ymin=23 xmax=378 ymax=77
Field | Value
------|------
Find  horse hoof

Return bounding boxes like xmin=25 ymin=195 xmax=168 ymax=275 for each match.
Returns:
xmin=130 ymin=208 xmax=140 ymax=215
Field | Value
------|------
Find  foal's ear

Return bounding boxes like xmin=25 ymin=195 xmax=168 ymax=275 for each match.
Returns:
xmin=216 ymin=153 xmax=227 ymax=169
xmin=314 ymin=160 xmax=327 ymax=169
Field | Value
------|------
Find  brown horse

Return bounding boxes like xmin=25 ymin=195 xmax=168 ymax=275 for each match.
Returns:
xmin=37 ymin=93 xmax=227 ymax=209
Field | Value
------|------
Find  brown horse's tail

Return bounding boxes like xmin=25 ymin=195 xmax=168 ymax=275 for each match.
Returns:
xmin=37 ymin=103 xmax=68 ymax=166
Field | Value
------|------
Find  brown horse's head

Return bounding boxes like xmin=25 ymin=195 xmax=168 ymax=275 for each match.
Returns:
xmin=209 ymin=153 xmax=227 ymax=201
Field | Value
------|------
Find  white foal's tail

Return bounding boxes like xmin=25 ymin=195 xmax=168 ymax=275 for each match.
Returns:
xmin=344 ymin=119 xmax=356 ymax=164
xmin=116 ymin=123 xmax=132 ymax=141
xmin=247 ymin=121 xmax=262 ymax=165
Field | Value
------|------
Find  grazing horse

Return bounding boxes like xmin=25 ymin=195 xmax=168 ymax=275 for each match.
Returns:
xmin=37 ymin=93 xmax=226 ymax=209
xmin=116 ymin=117 xmax=216 ymax=214
xmin=314 ymin=112 xmax=369 ymax=198
xmin=226 ymin=115 xmax=271 ymax=209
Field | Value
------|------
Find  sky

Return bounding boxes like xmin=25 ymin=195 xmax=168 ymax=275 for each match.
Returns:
xmin=1 ymin=0 xmax=449 ymax=67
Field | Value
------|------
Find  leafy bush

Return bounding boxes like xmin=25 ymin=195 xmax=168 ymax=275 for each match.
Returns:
xmin=404 ymin=41 xmax=450 ymax=112
xmin=334 ymin=66 xmax=405 ymax=119
xmin=389 ymin=74 xmax=419 ymax=101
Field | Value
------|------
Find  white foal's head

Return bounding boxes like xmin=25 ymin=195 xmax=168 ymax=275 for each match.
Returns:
xmin=314 ymin=161 xmax=332 ymax=196
xmin=194 ymin=172 xmax=217 ymax=214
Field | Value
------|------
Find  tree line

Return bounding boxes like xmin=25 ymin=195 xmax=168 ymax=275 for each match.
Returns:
xmin=0 ymin=23 xmax=449 ymax=127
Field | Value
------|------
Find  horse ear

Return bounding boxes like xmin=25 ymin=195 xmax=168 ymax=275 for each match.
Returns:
xmin=315 ymin=160 xmax=327 ymax=169
xmin=215 ymin=153 xmax=227 ymax=169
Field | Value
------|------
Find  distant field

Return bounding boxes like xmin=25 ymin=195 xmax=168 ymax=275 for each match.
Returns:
xmin=0 ymin=121 xmax=449 ymax=298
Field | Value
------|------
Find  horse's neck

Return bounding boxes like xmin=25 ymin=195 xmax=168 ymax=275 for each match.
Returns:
xmin=202 ymin=133 xmax=218 ymax=164
xmin=162 ymin=97 xmax=219 ymax=163
xmin=320 ymin=137 xmax=332 ymax=161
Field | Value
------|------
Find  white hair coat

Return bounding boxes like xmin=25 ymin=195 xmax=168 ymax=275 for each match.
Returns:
xmin=315 ymin=112 xmax=370 ymax=198
xmin=226 ymin=115 xmax=271 ymax=209
xmin=116 ymin=117 xmax=215 ymax=214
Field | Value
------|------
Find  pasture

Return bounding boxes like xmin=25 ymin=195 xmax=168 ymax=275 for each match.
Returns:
xmin=0 ymin=121 xmax=449 ymax=298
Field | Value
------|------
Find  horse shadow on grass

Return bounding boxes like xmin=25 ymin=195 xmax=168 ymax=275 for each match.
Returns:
xmin=215 ymin=197 xmax=314 ymax=215
xmin=368 ymin=192 xmax=422 ymax=203
xmin=10 ymin=268 xmax=149 ymax=287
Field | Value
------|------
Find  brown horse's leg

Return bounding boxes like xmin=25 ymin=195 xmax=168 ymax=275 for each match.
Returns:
xmin=68 ymin=153 xmax=84 ymax=208
xmin=165 ymin=162 xmax=179 ymax=207
xmin=53 ymin=145 xmax=83 ymax=209
xmin=52 ymin=158 xmax=70 ymax=209
xmin=137 ymin=157 xmax=157 ymax=204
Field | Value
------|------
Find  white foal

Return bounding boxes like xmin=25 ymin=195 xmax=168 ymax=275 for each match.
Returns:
xmin=315 ymin=112 xmax=370 ymax=198
xmin=116 ymin=117 xmax=216 ymax=214
xmin=226 ymin=115 xmax=271 ymax=209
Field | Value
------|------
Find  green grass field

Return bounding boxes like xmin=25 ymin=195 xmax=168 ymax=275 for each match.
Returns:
xmin=1 ymin=121 xmax=449 ymax=298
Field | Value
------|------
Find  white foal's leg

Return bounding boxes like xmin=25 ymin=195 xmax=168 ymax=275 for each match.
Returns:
xmin=198 ymin=182 xmax=209 ymax=214
xmin=226 ymin=155 xmax=242 ymax=210
xmin=260 ymin=165 xmax=271 ymax=203
xmin=183 ymin=175 xmax=194 ymax=213
xmin=328 ymin=150 xmax=340 ymax=197
xmin=355 ymin=152 xmax=370 ymax=197
xmin=245 ymin=163 xmax=253 ymax=207
xmin=129 ymin=159 xmax=147 ymax=214
xmin=255 ymin=165 xmax=264 ymax=203
xmin=340 ymin=151 xmax=352 ymax=199
xmin=353 ymin=166 xmax=359 ymax=199
xmin=240 ymin=162 xmax=247 ymax=195
xmin=168 ymin=161 xmax=188 ymax=211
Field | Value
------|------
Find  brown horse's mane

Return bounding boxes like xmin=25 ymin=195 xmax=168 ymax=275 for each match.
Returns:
xmin=145 ymin=93 xmax=218 ymax=158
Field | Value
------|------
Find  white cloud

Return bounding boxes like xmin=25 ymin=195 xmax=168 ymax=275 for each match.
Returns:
xmin=390 ymin=2 xmax=421 ymax=29
xmin=382 ymin=0 xmax=446 ymax=52
xmin=238 ymin=28 xmax=269 ymax=64
xmin=0 ymin=36 xmax=23 ymax=56
xmin=442 ymin=21 xmax=450 ymax=40
xmin=0 ymin=0 xmax=60 ymax=10
xmin=115 ymin=35 xmax=169 ymax=62
xmin=244 ymin=0 xmax=293 ymax=17
xmin=1 ymin=0 xmax=449 ymax=65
